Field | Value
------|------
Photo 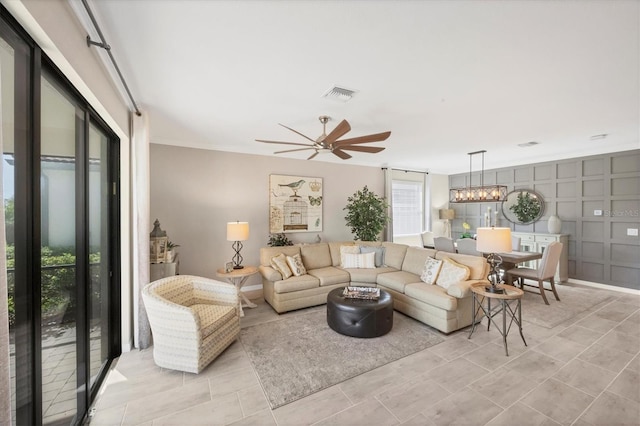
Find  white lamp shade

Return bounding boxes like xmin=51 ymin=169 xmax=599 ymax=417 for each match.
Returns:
xmin=476 ymin=227 xmax=511 ymax=253
xmin=227 ymin=222 xmax=250 ymax=241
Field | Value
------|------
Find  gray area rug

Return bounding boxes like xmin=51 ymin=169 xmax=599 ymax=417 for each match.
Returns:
xmin=520 ymin=284 xmax=615 ymax=329
xmin=240 ymin=309 xmax=444 ymax=409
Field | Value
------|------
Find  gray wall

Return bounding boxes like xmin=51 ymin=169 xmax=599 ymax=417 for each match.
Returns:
xmin=150 ymin=144 xmax=384 ymax=287
xmin=449 ymin=149 xmax=640 ymax=290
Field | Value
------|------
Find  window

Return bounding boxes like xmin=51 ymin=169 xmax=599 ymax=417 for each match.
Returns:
xmin=392 ymin=180 xmax=423 ymax=235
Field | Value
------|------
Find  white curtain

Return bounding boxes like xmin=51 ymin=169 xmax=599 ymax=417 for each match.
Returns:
xmin=131 ymin=112 xmax=151 ymax=349
xmin=383 ymin=168 xmax=394 ymax=242
xmin=0 ymin=61 xmax=12 ymax=426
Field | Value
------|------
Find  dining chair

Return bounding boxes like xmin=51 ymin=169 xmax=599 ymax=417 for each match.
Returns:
xmin=511 ymin=236 xmax=522 ymax=251
xmin=421 ymin=231 xmax=435 ymax=248
xmin=505 ymin=242 xmax=563 ymax=305
xmin=455 ymin=238 xmax=481 ymax=256
xmin=434 ymin=237 xmax=456 ymax=253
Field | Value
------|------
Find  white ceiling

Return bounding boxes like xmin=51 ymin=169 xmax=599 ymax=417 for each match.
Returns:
xmin=87 ymin=0 xmax=639 ymax=174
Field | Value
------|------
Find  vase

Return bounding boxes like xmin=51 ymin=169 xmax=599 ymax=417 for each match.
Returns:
xmin=548 ymin=214 xmax=562 ymax=234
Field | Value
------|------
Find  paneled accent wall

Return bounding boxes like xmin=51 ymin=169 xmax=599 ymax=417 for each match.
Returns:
xmin=449 ymin=150 xmax=639 ymax=290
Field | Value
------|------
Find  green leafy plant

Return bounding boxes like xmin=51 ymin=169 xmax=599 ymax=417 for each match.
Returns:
xmin=509 ymin=191 xmax=542 ymax=223
xmin=167 ymin=241 xmax=180 ymax=250
xmin=267 ymin=233 xmax=293 ymax=247
xmin=344 ymin=186 xmax=390 ymax=241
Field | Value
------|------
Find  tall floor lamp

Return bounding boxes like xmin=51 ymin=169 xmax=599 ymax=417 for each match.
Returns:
xmin=227 ymin=221 xmax=250 ymax=269
xmin=476 ymin=227 xmax=512 ymax=293
xmin=439 ymin=209 xmax=455 ymax=239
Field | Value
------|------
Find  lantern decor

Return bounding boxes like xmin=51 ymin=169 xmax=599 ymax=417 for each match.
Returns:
xmin=150 ymin=219 xmax=169 ymax=264
xmin=449 ymin=150 xmax=508 ymax=203
xmin=227 ymin=221 xmax=250 ymax=269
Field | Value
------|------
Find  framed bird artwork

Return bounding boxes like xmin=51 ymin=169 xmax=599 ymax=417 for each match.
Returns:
xmin=269 ymin=174 xmax=323 ymax=234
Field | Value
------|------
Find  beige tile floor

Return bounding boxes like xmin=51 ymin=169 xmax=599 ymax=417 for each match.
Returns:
xmin=89 ymin=284 xmax=640 ymax=426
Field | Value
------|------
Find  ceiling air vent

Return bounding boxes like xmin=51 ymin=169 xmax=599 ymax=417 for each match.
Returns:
xmin=518 ymin=141 xmax=540 ymax=148
xmin=322 ymin=85 xmax=357 ymax=102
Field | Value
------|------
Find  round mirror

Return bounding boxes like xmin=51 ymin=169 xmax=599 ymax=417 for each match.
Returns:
xmin=501 ymin=190 xmax=545 ymax=225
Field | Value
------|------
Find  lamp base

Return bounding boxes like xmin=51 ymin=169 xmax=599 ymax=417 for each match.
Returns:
xmin=485 ymin=285 xmax=505 ymax=294
xmin=233 ymin=265 xmax=244 ymax=270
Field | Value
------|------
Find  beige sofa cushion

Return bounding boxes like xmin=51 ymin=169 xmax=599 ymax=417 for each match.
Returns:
xmin=435 ymin=251 xmax=487 ymax=280
xmin=382 ymin=242 xmax=409 ymax=269
xmin=273 ymin=274 xmax=319 ymax=294
xmin=404 ymin=283 xmax=457 ymax=311
xmin=301 ymin=243 xmax=332 ymax=270
xmin=258 ymin=265 xmax=282 ymax=282
xmin=260 ymin=246 xmax=301 ymax=267
xmin=402 ymin=247 xmax=437 ymax=275
xmin=377 ymin=270 xmax=421 ymax=293
xmin=308 ymin=267 xmax=350 ymax=287
xmin=328 ymin=242 xmax=357 ymax=266
xmin=344 ymin=266 xmax=396 ymax=284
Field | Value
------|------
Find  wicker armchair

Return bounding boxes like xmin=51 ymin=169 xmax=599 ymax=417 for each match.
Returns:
xmin=142 ymin=275 xmax=240 ymax=373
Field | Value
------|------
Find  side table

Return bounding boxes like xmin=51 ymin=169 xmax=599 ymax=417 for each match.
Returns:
xmin=216 ymin=266 xmax=258 ymax=317
xmin=468 ymin=282 xmax=527 ymax=356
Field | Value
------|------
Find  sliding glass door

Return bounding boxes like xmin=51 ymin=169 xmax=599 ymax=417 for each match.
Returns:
xmin=1 ymin=7 xmax=121 ymax=425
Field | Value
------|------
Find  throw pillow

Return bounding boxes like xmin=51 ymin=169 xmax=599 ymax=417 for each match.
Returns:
xmin=359 ymin=246 xmax=386 ymax=267
xmin=270 ymin=253 xmax=293 ymax=279
xmin=340 ymin=245 xmax=361 ymax=267
xmin=286 ymin=253 xmax=307 ymax=276
xmin=342 ymin=252 xmax=376 ymax=269
xmin=420 ymin=257 xmax=443 ymax=284
xmin=436 ymin=257 xmax=471 ymax=289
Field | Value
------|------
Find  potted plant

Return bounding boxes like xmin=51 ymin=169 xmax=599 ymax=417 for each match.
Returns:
xmin=343 ymin=186 xmax=390 ymax=241
xmin=460 ymin=222 xmax=473 ymax=238
xmin=267 ymin=233 xmax=293 ymax=247
xmin=166 ymin=241 xmax=180 ymax=262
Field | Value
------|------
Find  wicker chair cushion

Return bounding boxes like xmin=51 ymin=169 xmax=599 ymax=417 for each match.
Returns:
xmin=191 ymin=304 xmax=237 ymax=338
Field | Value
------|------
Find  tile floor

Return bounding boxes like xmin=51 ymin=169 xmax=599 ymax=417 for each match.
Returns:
xmin=89 ymin=284 xmax=640 ymax=426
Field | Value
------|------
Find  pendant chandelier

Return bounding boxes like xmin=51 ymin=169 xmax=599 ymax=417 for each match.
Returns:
xmin=449 ymin=150 xmax=508 ymax=203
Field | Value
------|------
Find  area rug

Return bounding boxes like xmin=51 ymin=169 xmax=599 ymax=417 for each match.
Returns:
xmin=240 ymin=309 xmax=444 ymax=409
xmin=520 ymin=284 xmax=615 ymax=329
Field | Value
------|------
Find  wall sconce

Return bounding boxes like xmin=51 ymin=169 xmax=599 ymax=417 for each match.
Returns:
xmin=227 ymin=221 xmax=250 ymax=269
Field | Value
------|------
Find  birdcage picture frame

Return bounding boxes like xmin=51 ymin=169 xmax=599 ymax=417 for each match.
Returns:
xmin=270 ymin=174 xmax=323 ymax=233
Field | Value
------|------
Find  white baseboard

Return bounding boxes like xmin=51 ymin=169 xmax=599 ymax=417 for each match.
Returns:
xmin=242 ymin=283 xmax=263 ymax=292
xmin=567 ymin=278 xmax=640 ymax=295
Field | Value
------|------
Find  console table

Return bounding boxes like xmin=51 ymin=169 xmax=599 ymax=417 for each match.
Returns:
xmin=511 ymin=232 xmax=569 ymax=282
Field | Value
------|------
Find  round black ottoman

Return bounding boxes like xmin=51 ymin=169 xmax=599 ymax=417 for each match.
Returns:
xmin=326 ymin=287 xmax=393 ymax=338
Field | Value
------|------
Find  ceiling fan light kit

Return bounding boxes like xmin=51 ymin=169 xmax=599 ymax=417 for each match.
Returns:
xmin=257 ymin=116 xmax=391 ymax=161
xmin=449 ymin=150 xmax=508 ymax=203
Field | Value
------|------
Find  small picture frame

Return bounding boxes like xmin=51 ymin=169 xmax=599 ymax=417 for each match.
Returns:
xmin=225 ymin=262 xmax=234 ymax=273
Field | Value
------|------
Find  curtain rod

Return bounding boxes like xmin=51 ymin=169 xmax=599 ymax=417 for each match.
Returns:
xmin=81 ymin=0 xmax=142 ymax=117
xmin=381 ymin=167 xmax=429 ymax=174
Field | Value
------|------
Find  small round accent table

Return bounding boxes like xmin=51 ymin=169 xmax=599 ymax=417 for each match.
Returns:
xmin=468 ymin=282 xmax=527 ymax=356
xmin=216 ymin=266 xmax=258 ymax=317
xmin=326 ymin=287 xmax=393 ymax=338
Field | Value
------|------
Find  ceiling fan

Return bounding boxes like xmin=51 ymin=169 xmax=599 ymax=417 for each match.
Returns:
xmin=256 ymin=116 xmax=391 ymax=160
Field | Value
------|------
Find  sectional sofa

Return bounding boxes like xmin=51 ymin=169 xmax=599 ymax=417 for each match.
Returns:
xmin=258 ymin=242 xmax=490 ymax=334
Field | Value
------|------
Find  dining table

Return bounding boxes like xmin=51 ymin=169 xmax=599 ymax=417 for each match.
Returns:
xmin=496 ymin=251 xmax=543 ymax=284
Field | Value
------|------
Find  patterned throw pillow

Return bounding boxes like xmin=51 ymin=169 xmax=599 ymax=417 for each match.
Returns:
xmin=340 ymin=245 xmax=361 ymax=267
xmin=286 ymin=253 xmax=307 ymax=276
xmin=436 ymin=257 xmax=471 ymax=289
xmin=420 ymin=257 xmax=443 ymax=284
xmin=342 ymin=252 xmax=376 ymax=269
xmin=359 ymin=246 xmax=386 ymax=267
xmin=270 ymin=253 xmax=293 ymax=279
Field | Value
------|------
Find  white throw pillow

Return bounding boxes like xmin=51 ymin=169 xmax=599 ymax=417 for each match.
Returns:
xmin=340 ymin=245 xmax=361 ymax=267
xmin=270 ymin=253 xmax=292 ymax=279
xmin=342 ymin=252 xmax=376 ymax=269
xmin=436 ymin=257 xmax=471 ymax=289
xmin=420 ymin=257 xmax=443 ymax=284
xmin=286 ymin=253 xmax=307 ymax=276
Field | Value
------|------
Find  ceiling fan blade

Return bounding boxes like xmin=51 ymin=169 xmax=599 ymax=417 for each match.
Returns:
xmin=333 ymin=131 xmax=391 ymax=148
xmin=256 ymin=139 xmax=314 ymax=147
xmin=339 ymin=145 xmax=385 ymax=153
xmin=274 ymin=147 xmax=316 ymax=154
xmin=278 ymin=123 xmax=317 ymax=143
xmin=332 ymin=149 xmax=352 ymax=160
xmin=307 ymin=151 xmax=319 ymax=160
xmin=323 ymin=120 xmax=351 ymax=144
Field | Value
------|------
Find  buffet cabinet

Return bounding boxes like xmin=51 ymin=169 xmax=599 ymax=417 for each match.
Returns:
xmin=511 ymin=232 xmax=569 ymax=283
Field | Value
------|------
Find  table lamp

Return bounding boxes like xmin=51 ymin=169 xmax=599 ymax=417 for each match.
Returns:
xmin=227 ymin=221 xmax=249 ymax=269
xmin=476 ymin=227 xmax=511 ymax=293
xmin=439 ymin=209 xmax=455 ymax=238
